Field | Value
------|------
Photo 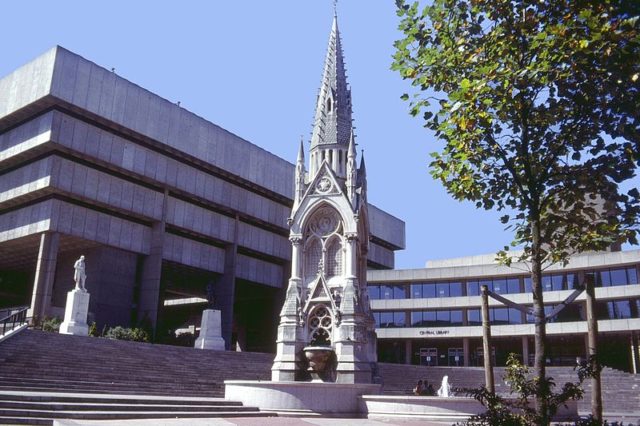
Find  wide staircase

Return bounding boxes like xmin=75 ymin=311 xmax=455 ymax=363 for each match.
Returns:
xmin=0 ymin=329 xmax=273 ymax=425
xmin=379 ymin=363 xmax=640 ymax=421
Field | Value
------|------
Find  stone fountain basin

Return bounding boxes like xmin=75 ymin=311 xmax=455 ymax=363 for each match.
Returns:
xmin=362 ymin=395 xmax=578 ymax=422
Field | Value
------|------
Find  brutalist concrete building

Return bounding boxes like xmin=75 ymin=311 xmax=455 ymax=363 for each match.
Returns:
xmin=0 ymin=46 xmax=405 ymax=351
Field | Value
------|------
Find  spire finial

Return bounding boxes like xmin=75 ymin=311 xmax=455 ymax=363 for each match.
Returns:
xmin=333 ymin=0 xmax=338 ymax=17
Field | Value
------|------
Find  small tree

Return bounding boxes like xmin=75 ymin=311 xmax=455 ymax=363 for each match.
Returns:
xmin=392 ymin=0 xmax=639 ymax=423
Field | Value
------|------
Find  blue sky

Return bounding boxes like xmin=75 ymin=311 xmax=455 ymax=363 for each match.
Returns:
xmin=1 ymin=1 xmax=636 ymax=269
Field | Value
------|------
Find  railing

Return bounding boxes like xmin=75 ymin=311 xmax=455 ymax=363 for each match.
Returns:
xmin=0 ymin=306 xmax=29 ymax=337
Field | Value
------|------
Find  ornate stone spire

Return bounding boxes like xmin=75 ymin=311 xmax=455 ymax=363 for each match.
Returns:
xmin=309 ymin=13 xmax=353 ymax=179
xmin=346 ymin=129 xmax=357 ymax=205
xmin=294 ymin=137 xmax=306 ymax=210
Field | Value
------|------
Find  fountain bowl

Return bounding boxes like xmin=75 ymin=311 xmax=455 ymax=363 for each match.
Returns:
xmin=303 ymin=345 xmax=335 ymax=382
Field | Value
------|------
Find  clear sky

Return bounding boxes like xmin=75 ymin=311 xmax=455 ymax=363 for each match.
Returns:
xmin=1 ymin=1 xmax=637 ymax=269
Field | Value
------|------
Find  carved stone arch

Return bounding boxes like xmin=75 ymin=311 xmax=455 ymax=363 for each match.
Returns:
xmin=304 ymin=237 xmax=322 ymax=285
xmin=307 ymin=304 xmax=333 ymax=346
xmin=324 ymin=235 xmax=343 ymax=279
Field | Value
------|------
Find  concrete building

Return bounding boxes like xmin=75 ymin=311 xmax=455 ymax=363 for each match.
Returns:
xmin=368 ymin=250 xmax=640 ymax=373
xmin=0 ymin=44 xmax=405 ymax=351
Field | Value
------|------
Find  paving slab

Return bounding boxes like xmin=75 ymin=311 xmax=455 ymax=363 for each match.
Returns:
xmin=53 ymin=417 xmax=452 ymax=426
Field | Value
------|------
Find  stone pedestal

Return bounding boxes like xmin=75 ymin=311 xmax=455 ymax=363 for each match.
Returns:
xmin=59 ymin=289 xmax=90 ymax=336
xmin=194 ymin=309 xmax=225 ymax=350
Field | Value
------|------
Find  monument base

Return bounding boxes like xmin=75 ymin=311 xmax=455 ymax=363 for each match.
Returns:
xmin=194 ymin=309 xmax=225 ymax=350
xmin=59 ymin=289 xmax=89 ymax=336
xmin=224 ymin=380 xmax=381 ymax=417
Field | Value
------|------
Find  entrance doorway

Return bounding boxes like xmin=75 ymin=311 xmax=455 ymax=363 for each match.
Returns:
xmin=420 ymin=347 xmax=438 ymax=366
xmin=475 ymin=346 xmax=496 ymax=366
xmin=448 ymin=347 xmax=464 ymax=366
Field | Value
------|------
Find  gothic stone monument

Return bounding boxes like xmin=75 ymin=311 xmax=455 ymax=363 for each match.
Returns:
xmin=270 ymin=13 xmax=377 ymax=385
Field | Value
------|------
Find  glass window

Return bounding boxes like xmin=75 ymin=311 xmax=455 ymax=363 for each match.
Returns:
xmin=467 ymin=281 xmax=480 ymax=296
xmin=436 ymin=310 xmax=450 ymax=325
xmin=509 ymin=308 xmax=522 ymax=324
xmin=450 ymin=282 xmax=463 ymax=297
xmin=393 ymin=285 xmax=407 ymax=299
xmin=394 ymin=312 xmax=406 ymax=327
xmin=381 ymin=285 xmax=393 ymax=299
xmin=411 ymin=311 xmax=423 ymax=327
xmin=450 ymin=310 xmax=463 ymax=325
xmin=551 ymin=274 xmax=564 ymax=291
xmin=380 ymin=312 xmax=394 ymax=327
xmin=480 ymin=280 xmax=493 ymax=292
xmin=493 ymin=279 xmax=506 ymax=294
xmin=423 ymin=284 xmax=436 ymax=298
xmin=369 ymin=285 xmax=380 ymax=300
xmin=467 ymin=309 xmax=481 ymax=325
xmin=507 ymin=278 xmax=520 ymax=294
xmin=628 ymin=267 xmax=638 ymax=285
xmin=524 ymin=277 xmax=532 ymax=293
xmin=542 ymin=276 xmax=552 ymax=292
xmin=411 ymin=284 xmax=422 ymax=299
xmin=599 ymin=270 xmax=611 ymax=287
xmin=567 ymin=274 xmax=577 ymax=290
xmin=610 ymin=269 xmax=628 ymax=286
xmin=493 ymin=308 xmax=509 ymax=325
xmin=608 ymin=301 xmax=631 ymax=319
xmin=424 ymin=311 xmax=436 ymax=327
xmin=436 ymin=282 xmax=450 ymax=298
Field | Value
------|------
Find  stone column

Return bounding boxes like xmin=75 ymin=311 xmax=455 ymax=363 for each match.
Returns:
xmin=630 ymin=332 xmax=639 ymax=375
xmin=137 ymin=189 xmax=167 ymax=335
xmin=405 ymin=340 xmax=412 ymax=365
xmin=522 ymin=336 xmax=530 ymax=366
xmin=463 ymin=337 xmax=470 ymax=367
xmin=214 ymin=214 xmax=239 ymax=350
xmin=29 ymin=232 xmax=60 ymax=324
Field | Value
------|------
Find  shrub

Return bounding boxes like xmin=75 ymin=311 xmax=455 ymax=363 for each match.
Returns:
xmin=41 ymin=317 xmax=62 ymax=332
xmin=88 ymin=322 xmax=99 ymax=337
xmin=104 ymin=326 xmax=149 ymax=342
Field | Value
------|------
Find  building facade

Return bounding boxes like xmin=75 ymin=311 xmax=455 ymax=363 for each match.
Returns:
xmin=368 ymin=250 xmax=640 ymax=373
xmin=0 ymin=45 xmax=405 ymax=351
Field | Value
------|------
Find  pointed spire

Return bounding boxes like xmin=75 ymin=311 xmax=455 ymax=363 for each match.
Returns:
xmin=309 ymin=12 xmax=353 ymax=155
xmin=294 ymin=137 xmax=306 ymax=210
xmin=358 ymin=150 xmax=367 ymax=202
xmin=346 ymin=129 xmax=357 ymax=204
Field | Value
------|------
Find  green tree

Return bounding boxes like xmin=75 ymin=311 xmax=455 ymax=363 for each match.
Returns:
xmin=392 ymin=0 xmax=639 ymax=423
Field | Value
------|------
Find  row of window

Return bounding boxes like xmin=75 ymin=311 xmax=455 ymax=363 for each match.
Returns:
xmin=369 ymin=267 xmax=638 ymax=300
xmin=373 ymin=299 xmax=640 ymax=328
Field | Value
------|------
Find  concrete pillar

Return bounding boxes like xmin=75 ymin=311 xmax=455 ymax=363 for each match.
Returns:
xmin=137 ymin=189 xmax=167 ymax=335
xmin=405 ymin=340 xmax=412 ymax=365
xmin=214 ymin=215 xmax=239 ymax=350
xmin=522 ymin=336 xmax=529 ymax=366
xmin=29 ymin=232 xmax=60 ymax=323
xmin=631 ymin=332 xmax=639 ymax=375
xmin=463 ymin=337 xmax=470 ymax=367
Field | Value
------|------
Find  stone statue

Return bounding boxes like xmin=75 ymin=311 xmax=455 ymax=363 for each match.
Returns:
xmin=206 ymin=281 xmax=215 ymax=309
xmin=73 ymin=255 xmax=87 ymax=291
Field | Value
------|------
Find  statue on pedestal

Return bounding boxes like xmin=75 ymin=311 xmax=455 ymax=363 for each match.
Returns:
xmin=73 ymin=255 xmax=86 ymax=291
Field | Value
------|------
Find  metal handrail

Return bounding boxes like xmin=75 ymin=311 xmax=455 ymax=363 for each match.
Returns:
xmin=0 ymin=306 xmax=28 ymax=337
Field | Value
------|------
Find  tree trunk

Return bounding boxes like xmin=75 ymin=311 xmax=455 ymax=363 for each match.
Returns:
xmin=585 ymin=273 xmax=603 ymax=422
xmin=481 ymin=285 xmax=494 ymax=393
xmin=531 ymin=218 xmax=548 ymax=425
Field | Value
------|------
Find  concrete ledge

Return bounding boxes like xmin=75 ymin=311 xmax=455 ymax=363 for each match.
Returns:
xmin=224 ymin=380 xmax=381 ymax=417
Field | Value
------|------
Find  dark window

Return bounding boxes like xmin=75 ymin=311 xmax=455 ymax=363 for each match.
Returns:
xmin=467 ymin=309 xmax=481 ymax=325
xmin=436 ymin=310 xmax=450 ymax=325
xmin=507 ymin=278 xmax=520 ymax=294
xmin=423 ymin=284 xmax=436 ymax=298
xmin=599 ymin=270 xmax=611 ymax=287
xmin=381 ymin=285 xmax=393 ymax=299
xmin=509 ymin=308 xmax=523 ymax=324
xmin=542 ymin=276 xmax=552 ymax=292
xmin=467 ymin=281 xmax=480 ymax=296
xmin=411 ymin=311 xmax=423 ymax=327
xmin=450 ymin=310 xmax=463 ymax=325
xmin=610 ymin=269 xmax=628 ymax=286
xmin=493 ymin=279 xmax=506 ymax=294
xmin=369 ymin=285 xmax=380 ymax=300
xmin=436 ymin=282 xmax=450 ymax=298
xmin=411 ymin=284 xmax=422 ymax=299
xmin=524 ymin=277 xmax=532 ymax=293
xmin=394 ymin=312 xmax=406 ymax=327
xmin=423 ymin=311 xmax=436 ymax=327
xmin=567 ymin=274 xmax=577 ymax=289
xmin=393 ymin=285 xmax=407 ymax=299
xmin=450 ymin=282 xmax=463 ymax=297
xmin=628 ymin=267 xmax=638 ymax=284
xmin=551 ymin=274 xmax=564 ymax=291
xmin=380 ymin=312 xmax=394 ymax=327
xmin=492 ymin=308 xmax=509 ymax=325
xmin=608 ymin=301 xmax=631 ymax=319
